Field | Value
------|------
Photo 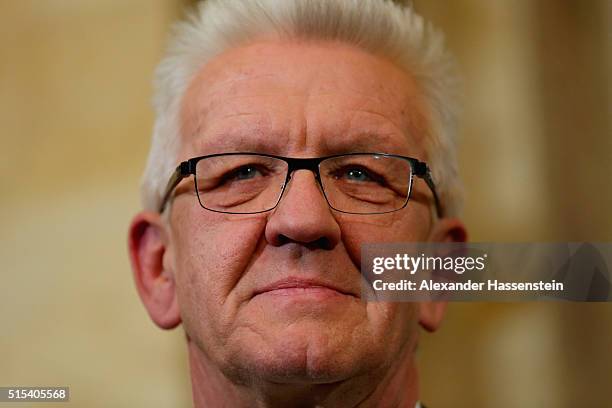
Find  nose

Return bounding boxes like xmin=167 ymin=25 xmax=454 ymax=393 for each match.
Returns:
xmin=264 ymin=170 xmax=341 ymax=249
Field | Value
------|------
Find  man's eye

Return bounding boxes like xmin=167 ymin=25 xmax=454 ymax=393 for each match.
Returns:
xmin=231 ymin=166 xmax=260 ymax=180
xmin=335 ymin=167 xmax=377 ymax=183
xmin=346 ymin=168 xmax=371 ymax=181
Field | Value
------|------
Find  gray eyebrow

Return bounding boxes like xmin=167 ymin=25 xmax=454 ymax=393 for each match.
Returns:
xmin=189 ymin=129 xmax=413 ymax=157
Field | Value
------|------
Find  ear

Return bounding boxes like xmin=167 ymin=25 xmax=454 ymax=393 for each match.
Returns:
xmin=418 ymin=301 xmax=447 ymax=332
xmin=427 ymin=217 xmax=468 ymax=243
xmin=419 ymin=217 xmax=468 ymax=332
xmin=128 ymin=211 xmax=181 ymax=329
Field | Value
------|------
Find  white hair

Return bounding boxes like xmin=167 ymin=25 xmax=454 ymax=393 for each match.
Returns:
xmin=141 ymin=0 xmax=463 ymax=216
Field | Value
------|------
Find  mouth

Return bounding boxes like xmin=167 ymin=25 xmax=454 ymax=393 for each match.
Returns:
xmin=253 ymin=277 xmax=358 ymax=299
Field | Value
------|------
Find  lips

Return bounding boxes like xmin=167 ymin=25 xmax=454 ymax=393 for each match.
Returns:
xmin=253 ymin=277 xmax=358 ymax=298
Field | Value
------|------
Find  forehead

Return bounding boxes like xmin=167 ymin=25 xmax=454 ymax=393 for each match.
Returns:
xmin=179 ymin=39 xmax=430 ymax=158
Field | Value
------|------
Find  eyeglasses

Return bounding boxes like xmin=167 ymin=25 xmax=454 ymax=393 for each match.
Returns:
xmin=158 ymin=152 xmax=443 ymax=216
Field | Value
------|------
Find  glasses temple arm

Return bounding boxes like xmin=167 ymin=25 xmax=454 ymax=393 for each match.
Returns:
xmin=422 ymin=172 xmax=444 ymax=218
xmin=413 ymin=161 xmax=443 ymax=218
xmin=158 ymin=161 xmax=191 ymax=213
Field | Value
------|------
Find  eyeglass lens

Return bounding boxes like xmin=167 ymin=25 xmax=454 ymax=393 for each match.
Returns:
xmin=194 ymin=154 xmax=412 ymax=214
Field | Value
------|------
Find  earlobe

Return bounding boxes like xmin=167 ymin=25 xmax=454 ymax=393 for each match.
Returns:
xmin=428 ymin=217 xmax=468 ymax=243
xmin=419 ymin=217 xmax=467 ymax=331
xmin=418 ymin=301 xmax=447 ymax=332
xmin=128 ymin=211 xmax=181 ymax=329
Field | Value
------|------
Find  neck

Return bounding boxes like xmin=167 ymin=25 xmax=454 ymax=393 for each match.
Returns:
xmin=187 ymin=339 xmax=420 ymax=408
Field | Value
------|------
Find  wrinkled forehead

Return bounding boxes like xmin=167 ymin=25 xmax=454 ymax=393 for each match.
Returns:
xmin=179 ymin=39 xmax=431 ymax=159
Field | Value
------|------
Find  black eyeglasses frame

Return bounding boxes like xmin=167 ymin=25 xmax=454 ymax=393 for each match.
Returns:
xmin=158 ymin=152 xmax=443 ymax=217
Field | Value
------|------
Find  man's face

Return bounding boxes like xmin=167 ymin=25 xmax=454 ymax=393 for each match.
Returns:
xmin=167 ymin=40 xmax=436 ymax=383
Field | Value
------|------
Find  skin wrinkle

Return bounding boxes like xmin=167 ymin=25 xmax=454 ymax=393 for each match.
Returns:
xmin=352 ymin=323 xmax=412 ymax=408
xmin=344 ymin=94 xmax=410 ymax=143
xmin=173 ymin=211 xmax=264 ymax=356
xmin=219 ymin=202 xmax=364 ymax=387
xmin=186 ymin=45 xmax=426 ymax=156
xmin=155 ymin=38 xmax=455 ymax=407
xmin=181 ymin=39 xmax=430 ymax=154
xmin=186 ymin=71 xmax=420 ymax=156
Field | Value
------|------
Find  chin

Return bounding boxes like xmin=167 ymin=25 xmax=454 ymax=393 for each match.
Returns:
xmin=222 ymin=323 xmax=380 ymax=385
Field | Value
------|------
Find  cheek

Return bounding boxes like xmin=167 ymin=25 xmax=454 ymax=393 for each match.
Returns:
xmin=337 ymin=208 xmax=431 ymax=261
xmin=365 ymin=301 xmax=419 ymax=362
xmin=169 ymin=209 xmax=267 ymax=339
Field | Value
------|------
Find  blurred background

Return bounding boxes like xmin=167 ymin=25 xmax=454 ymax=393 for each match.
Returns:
xmin=1 ymin=0 xmax=610 ymax=407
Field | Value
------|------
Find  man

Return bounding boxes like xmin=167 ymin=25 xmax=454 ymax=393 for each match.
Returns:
xmin=128 ymin=0 xmax=467 ymax=406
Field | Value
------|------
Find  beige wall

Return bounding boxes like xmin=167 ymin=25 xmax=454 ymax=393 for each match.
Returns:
xmin=0 ymin=1 xmax=192 ymax=407
xmin=1 ymin=1 xmax=610 ymax=407
xmin=414 ymin=1 xmax=612 ymax=407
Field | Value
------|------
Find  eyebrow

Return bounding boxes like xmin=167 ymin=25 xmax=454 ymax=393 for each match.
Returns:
xmin=324 ymin=132 xmax=410 ymax=154
xmin=189 ymin=129 xmax=414 ymax=159
xmin=190 ymin=131 xmax=281 ymax=155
